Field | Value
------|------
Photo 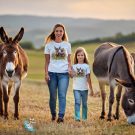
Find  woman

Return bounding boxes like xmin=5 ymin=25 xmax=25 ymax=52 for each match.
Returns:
xmin=44 ymin=24 xmax=72 ymax=123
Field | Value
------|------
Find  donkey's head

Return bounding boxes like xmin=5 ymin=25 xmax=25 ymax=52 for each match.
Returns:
xmin=0 ymin=27 xmax=24 ymax=77
xmin=116 ymin=78 xmax=135 ymax=124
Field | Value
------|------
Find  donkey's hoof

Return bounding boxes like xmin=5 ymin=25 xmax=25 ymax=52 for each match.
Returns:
xmin=100 ymin=116 xmax=105 ymax=119
xmin=0 ymin=112 xmax=3 ymax=116
xmin=107 ymin=118 xmax=112 ymax=121
xmin=113 ymin=114 xmax=119 ymax=120
xmin=14 ymin=116 xmax=19 ymax=120
xmin=4 ymin=116 xmax=8 ymax=120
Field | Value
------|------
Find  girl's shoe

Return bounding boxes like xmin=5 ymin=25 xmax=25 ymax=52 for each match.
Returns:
xmin=24 ymin=120 xmax=35 ymax=132
xmin=75 ymin=119 xmax=80 ymax=122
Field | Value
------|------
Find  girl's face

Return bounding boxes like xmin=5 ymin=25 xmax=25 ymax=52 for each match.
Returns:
xmin=54 ymin=26 xmax=64 ymax=41
xmin=77 ymin=51 xmax=85 ymax=63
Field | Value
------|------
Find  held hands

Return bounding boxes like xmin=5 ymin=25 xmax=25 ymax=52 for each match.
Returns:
xmin=68 ymin=67 xmax=72 ymax=77
xmin=68 ymin=67 xmax=76 ymax=78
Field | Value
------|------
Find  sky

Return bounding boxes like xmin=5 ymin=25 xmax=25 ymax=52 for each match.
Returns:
xmin=0 ymin=0 xmax=135 ymax=20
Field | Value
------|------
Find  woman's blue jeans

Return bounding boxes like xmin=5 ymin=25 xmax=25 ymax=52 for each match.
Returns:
xmin=73 ymin=90 xmax=88 ymax=120
xmin=48 ymin=72 xmax=69 ymax=118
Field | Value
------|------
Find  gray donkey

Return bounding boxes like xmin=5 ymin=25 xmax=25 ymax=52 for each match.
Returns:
xmin=93 ymin=42 xmax=135 ymax=124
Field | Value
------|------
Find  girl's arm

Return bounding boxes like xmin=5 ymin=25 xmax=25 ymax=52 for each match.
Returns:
xmin=87 ymin=73 xmax=94 ymax=96
xmin=45 ymin=54 xmax=50 ymax=83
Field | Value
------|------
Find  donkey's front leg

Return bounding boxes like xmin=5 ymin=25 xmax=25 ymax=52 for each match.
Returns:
xmin=13 ymin=81 xmax=21 ymax=120
xmin=2 ymin=81 xmax=9 ymax=119
xmin=0 ymin=87 xmax=3 ymax=116
xmin=107 ymin=86 xmax=115 ymax=121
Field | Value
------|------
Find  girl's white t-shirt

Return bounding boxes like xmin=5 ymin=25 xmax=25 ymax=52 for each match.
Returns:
xmin=72 ymin=63 xmax=90 ymax=91
xmin=44 ymin=41 xmax=71 ymax=73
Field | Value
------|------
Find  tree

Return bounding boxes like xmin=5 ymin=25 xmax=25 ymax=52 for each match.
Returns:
xmin=20 ymin=41 xmax=35 ymax=50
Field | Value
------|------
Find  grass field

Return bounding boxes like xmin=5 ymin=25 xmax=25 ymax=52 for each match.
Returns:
xmin=0 ymin=42 xmax=135 ymax=135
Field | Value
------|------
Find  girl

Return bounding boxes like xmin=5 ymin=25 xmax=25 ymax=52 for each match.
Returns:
xmin=44 ymin=24 xmax=72 ymax=123
xmin=72 ymin=47 xmax=94 ymax=121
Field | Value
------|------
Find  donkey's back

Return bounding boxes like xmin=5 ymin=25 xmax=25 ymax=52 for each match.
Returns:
xmin=93 ymin=42 xmax=124 ymax=82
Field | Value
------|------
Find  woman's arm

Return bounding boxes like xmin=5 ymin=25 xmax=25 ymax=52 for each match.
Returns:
xmin=45 ymin=54 xmax=50 ymax=83
xmin=68 ymin=54 xmax=72 ymax=76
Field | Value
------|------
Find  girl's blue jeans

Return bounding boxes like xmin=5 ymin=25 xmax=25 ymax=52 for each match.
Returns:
xmin=73 ymin=90 xmax=88 ymax=120
xmin=48 ymin=72 xmax=69 ymax=118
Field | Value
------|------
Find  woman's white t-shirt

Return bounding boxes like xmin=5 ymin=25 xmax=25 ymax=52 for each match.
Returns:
xmin=44 ymin=41 xmax=71 ymax=73
xmin=72 ymin=63 xmax=90 ymax=91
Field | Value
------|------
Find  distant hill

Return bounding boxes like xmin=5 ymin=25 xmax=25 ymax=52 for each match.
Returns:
xmin=0 ymin=15 xmax=135 ymax=48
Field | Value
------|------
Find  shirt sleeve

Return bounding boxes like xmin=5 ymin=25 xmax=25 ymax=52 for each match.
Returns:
xmin=44 ymin=43 xmax=50 ymax=54
xmin=67 ymin=43 xmax=71 ymax=54
xmin=86 ymin=65 xmax=90 ymax=75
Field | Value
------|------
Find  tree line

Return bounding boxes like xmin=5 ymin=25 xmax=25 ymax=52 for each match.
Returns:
xmin=0 ymin=32 xmax=135 ymax=50
xmin=72 ymin=32 xmax=135 ymax=46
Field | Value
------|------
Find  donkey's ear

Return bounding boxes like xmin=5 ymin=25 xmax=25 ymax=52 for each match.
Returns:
xmin=13 ymin=27 xmax=24 ymax=43
xmin=0 ymin=27 xmax=9 ymax=43
xmin=115 ymin=78 xmax=132 ymax=88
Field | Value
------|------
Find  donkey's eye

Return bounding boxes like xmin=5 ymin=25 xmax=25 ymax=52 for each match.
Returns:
xmin=13 ymin=51 xmax=17 ymax=56
xmin=3 ymin=50 xmax=7 ymax=56
xmin=128 ymin=99 xmax=135 ymax=105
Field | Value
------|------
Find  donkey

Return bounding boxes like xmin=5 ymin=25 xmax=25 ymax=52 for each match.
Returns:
xmin=0 ymin=27 xmax=28 ymax=119
xmin=93 ymin=42 xmax=135 ymax=124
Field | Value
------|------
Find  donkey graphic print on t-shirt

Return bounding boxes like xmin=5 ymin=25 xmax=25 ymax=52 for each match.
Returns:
xmin=52 ymin=47 xmax=66 ymax=60
xmin=76 ymin=67 xmax=85 ymax=77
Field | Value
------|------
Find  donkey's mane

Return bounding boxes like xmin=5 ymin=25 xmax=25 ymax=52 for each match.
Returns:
xmin=123 ymin=47 xmax=135 ymax=82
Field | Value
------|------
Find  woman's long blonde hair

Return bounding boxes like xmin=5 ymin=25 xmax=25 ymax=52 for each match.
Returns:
xmin=45 ymin=24 xmax=68 ymax=44
xmin=73 ymin=47 xmax=89 ymax=64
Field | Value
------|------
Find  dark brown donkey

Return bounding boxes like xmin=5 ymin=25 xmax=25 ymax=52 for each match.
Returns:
xmin=0 ymin=27 xmax=28 ymax=119
xmin=93 ymin=42 xmax=135 ymax=124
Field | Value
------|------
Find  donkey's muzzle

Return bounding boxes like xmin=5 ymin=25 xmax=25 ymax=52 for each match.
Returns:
xmin=6 ymin=70 xmax=14 ymax=77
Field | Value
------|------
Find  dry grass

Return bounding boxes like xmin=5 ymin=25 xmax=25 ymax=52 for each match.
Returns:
xmin=0 ymin=79 xmax=135 ymax=135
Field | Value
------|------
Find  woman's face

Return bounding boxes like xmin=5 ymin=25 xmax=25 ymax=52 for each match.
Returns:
xmin=54 ymin=26 xmax=64 ymax=41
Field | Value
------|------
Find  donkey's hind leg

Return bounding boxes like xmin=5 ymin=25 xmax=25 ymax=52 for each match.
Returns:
xmin=8 ymin=82 xmax=13 ymax=96
xmin=107 ymin=85 xmax=115 ymax=121
xmin=0 ymin=87 xmax=3 ymax=116
xmin=113 ymin=85 xmax=122 ymax=120
xmin=99 ymin=83 xmax=106 ymax=119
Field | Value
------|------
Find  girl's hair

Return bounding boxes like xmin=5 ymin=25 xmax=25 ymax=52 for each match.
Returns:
xmin=73 ymin=47 xmax=89 ymax=64
xmin=45 ymin=23 xmax=68 ymax=44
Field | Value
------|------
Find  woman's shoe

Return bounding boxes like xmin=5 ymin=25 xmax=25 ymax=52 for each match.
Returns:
xmin=51 ymin=116 xmax=56 ymax=121
xmin=57 ymin=117 xmax=64 ymax=123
